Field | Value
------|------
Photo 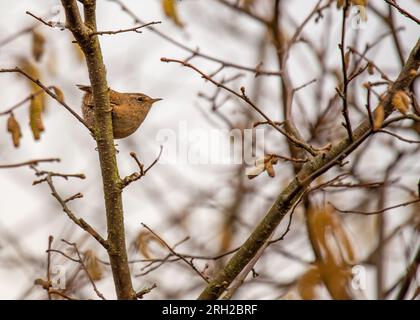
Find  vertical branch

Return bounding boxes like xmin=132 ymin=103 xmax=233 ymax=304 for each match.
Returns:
xmin=387 ymin=4 xmax=405 ymax=67
xmin=339 ymin=0 xmax=354 ymax=142
xmin=60 ymin=0 xmax=136 ymax=299
xmin=46 ymin=236 xmax=53 ymax=300
xmin=376 ymin=186 xmax=386 ymax=299
xmin=376 ymin=152 xmax=402 ymax=299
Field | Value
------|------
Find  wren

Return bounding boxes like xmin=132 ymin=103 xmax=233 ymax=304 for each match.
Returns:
xmin=78 ymin=85 xmax=162 ymax=139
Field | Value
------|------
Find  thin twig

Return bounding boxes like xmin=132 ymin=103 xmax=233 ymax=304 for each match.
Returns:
xmin=0 ymin=158 xmax=60 ymax=169
xmin=110 ymin=0 xmax=282 ymax=77
xmin=161 ymin=57 xmax=319 ymax=156
xmin=136 ymin=283 xmax=157 ymax=299
xmin=383 ymin=0 xmax=420 ymax=24
xmin=61 ymin=239 xmax=106 ymax=300
xmin=91 ymin=21 xmax=161 ymax=36
xmin=331 ymin=199 xmax=420 ymax=215
xmin=0 ymin=67 xmax=91 ymax=131
xmin=26 ymin=11 xmax=58 ymax=28
xmin=30 ymin=166 xmax=108 ymax=249
xmin=0 ymin=87 xmax=54 ymax=116
xmin=121 ymin=146 xmax=163 ymax=188
xmin=141 ymin=223 xmax=209 ymax=283
xmin=338 ymin=1 xmax=354 ymax=142
xmin=379 ymin=129 xmax=420 ymax=144
xmin=46 ymin=236 xmax=54 ymax=300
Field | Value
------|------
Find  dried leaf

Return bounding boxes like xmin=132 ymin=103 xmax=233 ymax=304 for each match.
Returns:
xmin=318 ymin=259 xmax=353 ymax=299
xmin=329 ymin=209 xmax=356 ymax=263
xmin=47 ymin=50 xmax=58 ymax=76
xmin=52 ymin=86 xmax=65 ymax=103
xmin=392 ymin=90 xmax=411 ymax=114
xmin=134 ymin=231 xmax=165 ymax=259
xmin=351 ymin=0 xmax=368 ymax=6
xmin=373 ymin=104 xmax=384 ymax=130
xmin=84 ymin=250 xmax=103 ymax=281
xmin=19 ymin=58 xmax=47 ymax=111
xmin=338 ymin=0 xmax=368 ymax=8
xmin=219 ymin=223 xmax=233 ymax=252
xmin=241 ymin=0 xmax=256 ymax=9
xmin=32 ymin=30 xmax=46 ymax=62
xmin=297 ymin=266 xmax=321 ymax=300
xmin=7 ymin=113 xmax=22 ymax=147
xmin=246 ymin=164 xmax=265 ymax=179
xmin=308 ymin=205 xmax=357 ymax=299
xmin=265 ymin=161 xmax=275 ymax=177
xmin=344 ymin=50 xmax=351 ymax=72
xmin=336 ymin=0 xmax=345 ymax=8
xmin=34 ymin=278 xmax=51 ymax=289
xmin=162 ymin=0 xmax=184 ymax=27
xmin=29 ymin=95 xmax=45 ymax=140
xmin=246 ymin=155 xmax=279 ymax=179
xmin=19 ymin=58 xmax=40 ymax=84
xmin=367 ymin=63 xmax=374 ymax=75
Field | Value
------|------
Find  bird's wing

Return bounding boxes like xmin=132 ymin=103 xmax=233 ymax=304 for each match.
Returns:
xmin=78 ymin=85 xmax=121 ymax=110
xmin=109 ymin=90 xmax=122 ymax=106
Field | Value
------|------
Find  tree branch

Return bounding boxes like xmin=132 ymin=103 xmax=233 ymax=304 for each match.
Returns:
xmin=197 ymin=39 xmax=420 ymax=300
xmin=60 ymin=0 xmax=136 ymax=299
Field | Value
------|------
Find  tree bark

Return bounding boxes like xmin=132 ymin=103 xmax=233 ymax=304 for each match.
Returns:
xmin=61 ymin=0 xmax=136 ymax=300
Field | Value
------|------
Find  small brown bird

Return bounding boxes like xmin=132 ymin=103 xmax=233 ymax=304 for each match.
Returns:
xmin=78 ymin=85 xmax=162 ymax=139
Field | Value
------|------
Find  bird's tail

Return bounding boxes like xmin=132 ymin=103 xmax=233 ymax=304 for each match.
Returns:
xmin=76 ymin=84 xmax=92 ymax=92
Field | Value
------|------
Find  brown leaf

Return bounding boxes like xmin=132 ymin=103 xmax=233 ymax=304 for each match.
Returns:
xmin=351 ymin=0 xmax=368 ymax=6
xmin=162 ymin=0 xmax=184 ymax=27
xmin=134 ymin=231 xmax=166 ymax=259
xmin=392 ymin=90 xmax=411 ymax=114
xmin=373 ymin=104 xmax=384 ymax=130
xmin=338 ymin=0 xmax=368 ymax=8
xmin=336 ymin=0 xmax=345 ymax=8
xmin=219 ymin=223 xmax=233 ymax=252
xmin=308 ymin=205 xmax=356 ymax=299
xmin=32 ymin=30 xmax=46 ymax=62
xmin=29 ymin=95 xmax=45 ymax=140
xmin=246 ymin=155 xmax=279 ymax=179
xmin=34 ymin=278 xmax=51 ymax=289
xmin=367 ymin=63 xmax=374 ymax=75
xmin=19 ymin=58 xmax=40 ymax=84
xmin=265 ymin=161 xmax=275 ymax=177
xmin=344 ymin=50 xmax=351 ymax=72
xmin=84 ymin=250 xmax=103 ymax=281
xmin=47 ymin=50 xmax=58 ymax=76
xmin=19 ymin=58 xmax=47 ymax=111
xmin=7 ymin=113 xmax=22 ymax=147
xmin=241 ymin=0 xmax=256 ymax=9
xmin=297 ymin=266 xmax=321 ymax=300
xmin=52 ymin=86 xmax=65 ymax=103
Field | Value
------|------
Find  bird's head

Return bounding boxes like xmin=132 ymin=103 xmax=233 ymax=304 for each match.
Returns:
xmin=128 ymin=93 xmax=162 ymax=110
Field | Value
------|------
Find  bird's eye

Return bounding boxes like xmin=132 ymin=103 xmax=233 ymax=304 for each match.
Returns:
xmin=137 ymin=97 xmax=144 ymax=102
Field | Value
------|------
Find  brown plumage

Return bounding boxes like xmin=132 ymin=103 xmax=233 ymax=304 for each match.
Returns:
xmin=78 ymin=85 xmax=161 ymax=139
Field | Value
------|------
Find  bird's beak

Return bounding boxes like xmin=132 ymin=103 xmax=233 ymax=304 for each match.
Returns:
xmin=150 ymin=98 xmax=162 ymax=103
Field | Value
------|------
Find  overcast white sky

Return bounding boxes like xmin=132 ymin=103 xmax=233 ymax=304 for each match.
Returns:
xmin=0 ymin=0 xmax=419 ymax=299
